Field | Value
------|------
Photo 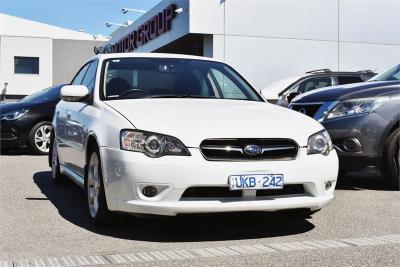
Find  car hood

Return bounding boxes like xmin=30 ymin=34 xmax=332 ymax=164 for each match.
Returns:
xmin=0 ymin=101 xmax=33 ymax=113
xmin=105 ymin=99 xmax=323 ymax=147
xmin=293 ymin=80 xmax=400 ymax=103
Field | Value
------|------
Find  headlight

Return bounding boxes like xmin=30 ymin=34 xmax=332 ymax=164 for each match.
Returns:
xmin=0 ymin=109 xmax=29 ymax=121
xmin=324 ymin=97 xmax=389 ymax=120
xmin=307 ymin=130 xmax=333 ymax=155
xmin=120 ymin=130 xmax=191 ymax=158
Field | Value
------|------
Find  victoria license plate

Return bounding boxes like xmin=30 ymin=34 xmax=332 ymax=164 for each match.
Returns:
xmin=229 ymin=174 xmax=284 ymax=190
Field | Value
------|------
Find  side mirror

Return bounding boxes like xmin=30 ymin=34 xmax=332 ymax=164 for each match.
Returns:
xmin=287 ymin=92 xmax=301 ymax=103
xmin=60 ymin=85 xmax=89 ymax=102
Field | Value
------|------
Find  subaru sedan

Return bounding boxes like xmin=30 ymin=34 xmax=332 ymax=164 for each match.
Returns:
xmin=50 ymin=53 xmax=338 ymax=225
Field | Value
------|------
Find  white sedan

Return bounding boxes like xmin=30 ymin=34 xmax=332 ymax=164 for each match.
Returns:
xmin=50 ymin=53 xmax=338 ymax=225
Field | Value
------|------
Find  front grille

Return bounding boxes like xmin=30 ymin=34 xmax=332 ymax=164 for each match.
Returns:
xmin=180 ymin=185 xmax=305 ymax=200
xmin=292 ymin=104 xmax=322 ymax=118
xmin=200 ymin=138 xmax=298 ymax=161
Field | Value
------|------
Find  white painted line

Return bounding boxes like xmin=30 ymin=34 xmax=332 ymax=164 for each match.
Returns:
xmin=290 ymin=241 xmax=318 ymax=250
xmin=15 ymin=259 xmax=30 ymax=267
xmin=175 ymin=250 xmax=196 ymax=259
xmin=136 ymin=252 xmax=154 ymax=261
xmin=241 ymin=245 xmax=265 ymax=253
xmin=0 ymin=261 xmax=12 ymax=267
xmin=251 ymin=244 xmax=276 ymax=252
xmin=268 ymin=243 xmax=296 ymax=251
xmin=192 ymin=248 xmax=215 ymax=257
xmin=163 ymin=250 xmax=183 ymax=260
xmin=319 ymin=239 xmax=351 ymax=248
xmin=229 ymin=245 xmax=258 ymax=254
xmin=121 ymin=253 xmax=141 ymax=263
xmin=301 ymin=240 xmax=332 ymax=249
xmin=106 ymin=254 xmax=129 ymax=264
xmin=216 ymin=247 xmax=241 ymax=256
xmin=205 ymin=248 xmax=226 ymax=257
xmin=7 ymin=233 xmax=400 ymax=266
xmin=149 ymin=251 xmax=169 ymax=261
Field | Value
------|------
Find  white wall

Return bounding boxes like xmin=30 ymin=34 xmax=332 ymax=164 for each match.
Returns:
xmin=225 ymin=37 xmax=338 ymax=90
xmin=338 ymin=0 xmax=400 ymax=71
xmin=192 ymin=0 xmax=400 ymax=90
xmin=0 ymin=36 xmax=52 ymax=95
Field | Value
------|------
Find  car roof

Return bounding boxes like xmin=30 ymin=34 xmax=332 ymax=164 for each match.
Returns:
xmin=89 ymin=53 xmax=224 ymax=64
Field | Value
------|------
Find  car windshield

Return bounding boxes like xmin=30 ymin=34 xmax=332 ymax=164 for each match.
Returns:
xmin=369 ymin=64 xmax=400 ymax=82
xmin=19 ymin=85 xmax=61 ymax=103
xmin=102 ymin=58 xmax=263 ymax=101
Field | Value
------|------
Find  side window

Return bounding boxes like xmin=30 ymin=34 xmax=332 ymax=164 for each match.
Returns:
xmin=210 ymin=69 xmax=247 ymax=99
xmin=71 ymin=63 xmax=90 ymax=85
xmin=337 ymin=76 xmax=363 ymax=85
xmin=297 ymin=77 xmax=333 ymax=93
xmin=81 ymin=61 xmax=98 ymax=92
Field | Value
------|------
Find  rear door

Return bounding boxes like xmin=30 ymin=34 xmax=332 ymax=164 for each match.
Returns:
xmin=296 ymin=76 xmax=334 ymax=94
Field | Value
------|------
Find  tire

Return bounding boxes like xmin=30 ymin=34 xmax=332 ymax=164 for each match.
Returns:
xmin=381 ymin=128 xmax=400 ymax=190
xmin=28 ymin=121 xmax=52 ymax=155
xmin=85 ymin=147 xmax=112 ymax=225
xmin=49 ymin=135 xmax=65 ymax=184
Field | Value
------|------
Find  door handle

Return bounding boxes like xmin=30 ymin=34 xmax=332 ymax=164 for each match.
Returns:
xmin=66 ymin=110 xmax=71 ymax=119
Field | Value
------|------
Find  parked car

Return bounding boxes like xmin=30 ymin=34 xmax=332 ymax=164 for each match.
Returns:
xmin=49 ymin=53 xmax=338 ymax=225
xmin=260 ymin=69 xmax=375 ymax=106
xmin=290 ymin=64 xmax=400 ymax=189
xmin=0 ymin=84 xmax=65 ymax=154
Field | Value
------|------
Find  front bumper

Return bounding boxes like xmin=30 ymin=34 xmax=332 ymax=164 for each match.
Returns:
xmin=100 ymin=147 xmax=338 ymax=216
xmin=0 ymin=120 xmax=30 ymax=148
xmin=322 ymin=113 xmax=386 ymax=171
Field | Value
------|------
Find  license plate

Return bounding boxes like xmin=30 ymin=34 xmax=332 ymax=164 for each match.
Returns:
xmin=228 ymin=174 xmax=284 ymax=190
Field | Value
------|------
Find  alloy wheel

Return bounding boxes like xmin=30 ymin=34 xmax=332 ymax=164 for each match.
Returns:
xmin=34 ymin=125 xmax=52 ymax=153
xmin=87 ymin=153 xmax=101 ymax=218
xmin=51 ymin=140 xmax=58 ymax=179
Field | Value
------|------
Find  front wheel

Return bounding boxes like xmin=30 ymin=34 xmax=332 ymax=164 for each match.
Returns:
xmin=50 ymin=137 xmax=65 ymax=184
xmin=85 ymin=148 xmax=112 ymax=225
xmin=28 ymin=121 xmax=52 ymax=154
xmin=381 ymin=128 xmax=400 ymax=190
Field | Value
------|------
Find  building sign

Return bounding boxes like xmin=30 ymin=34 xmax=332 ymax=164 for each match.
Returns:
xmin=97 ymin=4 xmax=177 ymax=54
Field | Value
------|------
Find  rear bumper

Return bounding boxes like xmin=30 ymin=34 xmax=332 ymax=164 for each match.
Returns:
xmin=100 ymin=147 xmax=338 ymax=216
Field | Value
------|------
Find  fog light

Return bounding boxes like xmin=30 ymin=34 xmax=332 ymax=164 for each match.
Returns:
xmin=325 ymin=181 xmax=332 ymax=191
xmin=142 ymin=186 xmax=158 ymax=197
xmin=342 ymin=138 xmax=362 ymax=152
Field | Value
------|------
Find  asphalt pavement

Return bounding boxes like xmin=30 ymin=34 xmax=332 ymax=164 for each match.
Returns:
xmin=1 ymin=152 xmax=399 ymax=266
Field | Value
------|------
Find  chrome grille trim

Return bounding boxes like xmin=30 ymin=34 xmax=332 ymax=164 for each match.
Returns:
xmin=200 ymin=139 xmax=299 ymax=161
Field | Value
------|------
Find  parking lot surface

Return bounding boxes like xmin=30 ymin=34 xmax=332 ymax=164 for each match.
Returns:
xmin=1 ymin=153 xmax=399 ymax=266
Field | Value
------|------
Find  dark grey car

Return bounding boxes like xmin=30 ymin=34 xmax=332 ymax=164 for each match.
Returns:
xmin=290 ymin=64 xmax=400 ymax=190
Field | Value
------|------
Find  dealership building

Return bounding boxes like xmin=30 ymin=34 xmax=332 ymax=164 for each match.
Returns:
xmin=0 ymin=13 xmax=107 ymax=98
xmin=103 ymin=0 xmax=400 ymax=91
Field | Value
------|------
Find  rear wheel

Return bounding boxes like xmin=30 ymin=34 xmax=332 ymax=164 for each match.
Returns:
xmin=381 ymin=128 xmax=400 ymax=190
xmin=85 ymin=147 xmax=112 ymax=225
xmin=28 ymin=121 xmax=52 ymax=154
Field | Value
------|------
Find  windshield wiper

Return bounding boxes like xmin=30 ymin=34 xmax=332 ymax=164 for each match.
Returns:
xmin=145 ymin=94 xmax=217 ymax=99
